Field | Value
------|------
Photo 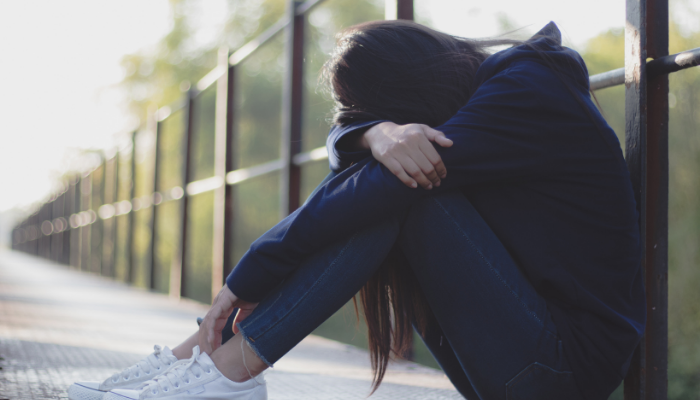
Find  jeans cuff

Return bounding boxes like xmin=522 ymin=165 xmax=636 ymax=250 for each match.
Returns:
xmin=237 ymin=324 xmax=274 ymax=368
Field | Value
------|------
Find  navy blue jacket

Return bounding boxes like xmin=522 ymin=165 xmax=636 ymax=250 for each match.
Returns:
xmin=227 ymin=23 xmax=645 ymax=400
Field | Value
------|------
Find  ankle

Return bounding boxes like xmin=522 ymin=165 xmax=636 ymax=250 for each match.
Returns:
xmin=210 ymin=336 xmax=268 ymax=383
xmin=171 ymin=345 xmax=192 ymax=360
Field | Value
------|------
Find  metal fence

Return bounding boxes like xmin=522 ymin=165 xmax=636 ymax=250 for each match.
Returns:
xmin=10 ymin=0 xmax=700 ymax=398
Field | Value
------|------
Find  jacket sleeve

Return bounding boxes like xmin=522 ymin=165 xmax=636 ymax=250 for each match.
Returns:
xmin=326 ymin=120 xmax=386 ymax=172
xmin=227 ymin=61 xmax=592 ymax=302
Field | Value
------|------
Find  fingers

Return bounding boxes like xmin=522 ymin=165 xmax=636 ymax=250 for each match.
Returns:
xmin=420 ymin=126 xmax=449 ymax=178
xmin=424 ymin=126 xmax=453 ymax=148
xmin=396 ymin=153 xmax=436 ymax=189
xmin=382 ymin=157 xmax=418 ymax=188
xmin=232 ymin=303 xmax=258 ymax=335
xmin=203 ymin=309 xmax=221 ymax=354
xmin=232 ymin=309 xmax=242 ymax=335
xmin=367 ymin=123 xmax=449 ymax=189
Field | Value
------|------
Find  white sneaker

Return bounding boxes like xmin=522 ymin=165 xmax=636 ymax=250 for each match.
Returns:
xmin=68 ymin=345 xmax=180 ymax=400
xmin=103 ymin=346 xmax=267 ymax=400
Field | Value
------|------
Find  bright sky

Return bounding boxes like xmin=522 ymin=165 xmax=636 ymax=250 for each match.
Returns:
xmin=0 ymin=0 xmax=630 ymax=213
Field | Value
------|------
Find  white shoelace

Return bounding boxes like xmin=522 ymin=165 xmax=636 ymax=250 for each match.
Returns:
xmin=143 ymin=346 xmax=212 ymax=396
xmin=109 ymin=345 xmax=174 ymax=384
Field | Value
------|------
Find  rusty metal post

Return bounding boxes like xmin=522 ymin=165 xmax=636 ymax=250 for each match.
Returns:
xmin=127 ymin=131 xmax=138 ymax=283
xmin=223 ymin=63 xmax=237 ymax=280
xmin=623 ymin=0 xmax=669 ymax=398
xmin=111 ymin=152 xmax=120 ymax=276
xmin=280 ymin=0 xmax=304 ymax=218
xmin=70 ymin=176 xmax=82 ymax=268
xmin=396 ymin=0 xmax=413 ymax=20
xmin=40 ymin=201 xmax=51 ymax=259
xmin=100 ymin=156 xmax=112 ymax=275
xmin=385 ymin=0 xmax=413 ymax=20
xmin=645 ymin=0 xmax=669 ymax=397
xmin=101 ymin=155 xmax=116 ymax=276
xmin=624 ymin=0 xmax=648 ymax=396
xmin=80 ymin=171 xmax=92 ymax=271
xmin=211 ymin=47 xmax=230 ymax=298
xmin=93 ymin=154 xmax=106 ymax=274
xmin=29 ymin=211 xmax=38 ymax=256
xmin=150 ymin=118 xmax=162 ymax=290
xmin=172 ymin=88 xmax=196 ymax=299
xmin=63 ymin=179 xmax=73 ymax=265
xmin=51 ymin=191 xmax=64 ymax=263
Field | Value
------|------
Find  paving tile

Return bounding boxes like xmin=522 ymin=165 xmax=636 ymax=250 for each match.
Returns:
xmin=0 ymin=251 xmax=460 ymax=399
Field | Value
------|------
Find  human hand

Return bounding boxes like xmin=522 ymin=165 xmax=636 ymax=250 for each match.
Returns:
xmin=363 ymin=122 xmax=452 ymax=189
xmin=198 ymin=284 xmax=258 ymax=355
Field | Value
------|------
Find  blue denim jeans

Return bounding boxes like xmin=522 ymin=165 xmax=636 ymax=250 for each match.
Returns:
xmin=228 ymin=177 xmax=583 ymax=400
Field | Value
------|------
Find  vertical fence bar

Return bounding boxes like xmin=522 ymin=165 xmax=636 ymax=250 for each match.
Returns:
xmin=624 ymin=0 xmax=649 ymax=398
xmin=172 ymin=88 xmax=196 ymax=299
xmin=39 ymin=202 xmax=48 ymax=259
xmin=62 ymin=182 xmax=72 ymax=265
xmin=80 ymin=171 xmax=92 ymax=271
xmin=150 ymin=117 xmax=163 ymax=290
xmin=111 ymin=151 xmax=120 ymax=276
xmin=127 ymin=131 xmax=138 ymax=283
xmin=396 ymin=0 xmax=413 ymax=20
xmin=101 ymin=155 xmax=115 ymax=276
xmin=223 ymin=62 xmax=237 ymax=280
xmin=62 ymin=181 xmax=70 ymax=264
xmin=93 ymin=154 xmax=105 ymax=274
xmin=212 ymin=47 xmax=230 ymax=298
xmin=29 ymin=211 xmax=37 ymax=256
xmin=645 ymin=0 xmax=669 ymax=397
xmin=70 ymin=176 xmax=81 ymax=268
xmin=52 ymin=191 xmax=64 ymax=263
xmin=280 ymin=0 xmax=304 ymax=218
xmin=101 ymin=156 xmax=112 ymax=275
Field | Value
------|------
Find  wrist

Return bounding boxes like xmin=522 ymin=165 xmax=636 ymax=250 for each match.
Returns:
xmin=364 ymin=121 xmax=396 ymax=149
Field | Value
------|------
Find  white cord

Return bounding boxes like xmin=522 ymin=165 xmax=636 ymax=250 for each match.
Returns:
xmin=241 ymin=336 xmax=255 ymax=382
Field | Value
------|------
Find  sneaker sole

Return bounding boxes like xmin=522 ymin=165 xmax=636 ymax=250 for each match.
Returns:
xmin=67 ymin=383 xmax=107 ymax=400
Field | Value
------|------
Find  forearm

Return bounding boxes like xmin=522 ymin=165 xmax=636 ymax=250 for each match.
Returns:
xmin=226 ymin=157 xmax=421 ymax=302
xmin=326 ymin=120 xmax=386 ymax=172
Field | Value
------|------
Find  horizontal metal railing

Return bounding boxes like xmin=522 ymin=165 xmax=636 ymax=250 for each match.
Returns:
xmin=590 ymin=46 xmax=700 ymax=90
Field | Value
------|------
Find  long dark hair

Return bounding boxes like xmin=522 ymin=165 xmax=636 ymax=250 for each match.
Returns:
xmin=321 ymin=20 xmax=526 ymax=393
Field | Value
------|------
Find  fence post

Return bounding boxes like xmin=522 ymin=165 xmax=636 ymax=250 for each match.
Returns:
xmin=644 ymin=0 xmax=669 ymax=397
xmin=70 ymin=175 xmax=81 ymax=268
xmin=40 ymin=201 xmax=51 ymax=259
xmin=62 ymin=181 xmax=71 ymax=265
xmin=102 ymin=154 xmax=118 ymax=277
xmin=212 ymin=47 xmax=231 ymax=299
xmin=280 ymin=0 xmax=304 ymax=218
xmin=80 ymin=171 xmax=92 ymax=271
xmin=171 ymin=88 xmax=196 ymax=300
xmin=127 ymin=131 xmax=138 ymax=283
xmin=223 ymin=60 xmax=237 ymax=280
xmin=111 ymin=152 xmax=120 ymax=276
xmin=51 ymin=190 xmax=64 ymax=263
xmin=396 ymin=0 xmax=413 ymax=20
xmin=151 ymin=114 xmax=162 ymax=290
xmin=623 ymin=0 xmax=669 ymax=398
xmin=100 ymin=155 xmax=112 ymax=275
xmin=92 ymin=154 xmax=106 ymax=274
